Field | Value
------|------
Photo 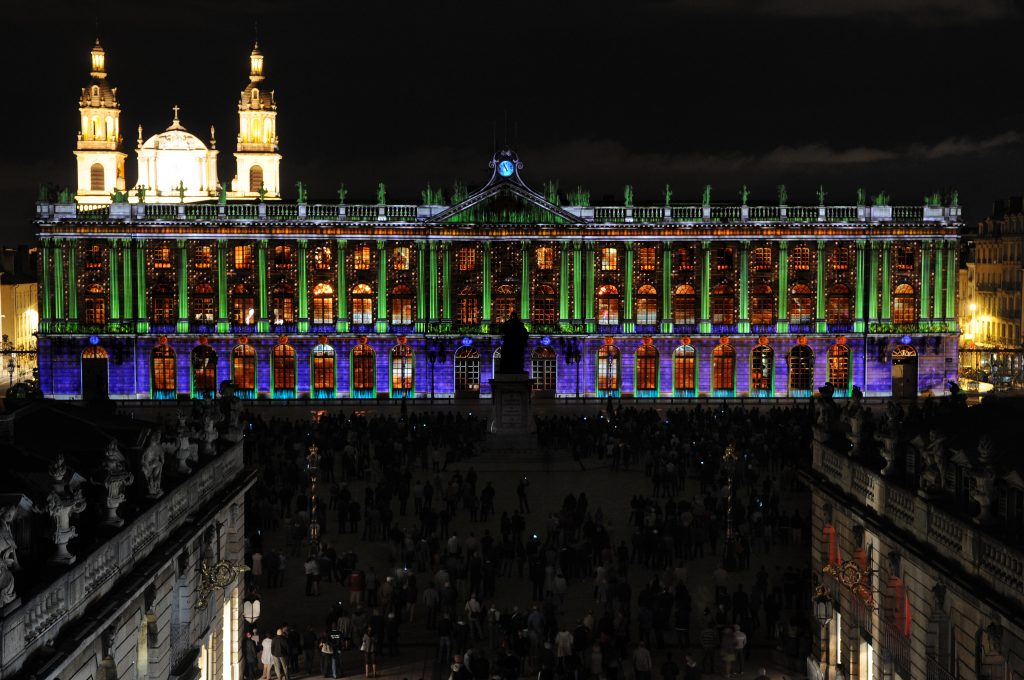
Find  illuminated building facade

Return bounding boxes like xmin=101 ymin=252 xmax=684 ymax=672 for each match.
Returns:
xmin=39 ymin=43 xmax=960 ymax=401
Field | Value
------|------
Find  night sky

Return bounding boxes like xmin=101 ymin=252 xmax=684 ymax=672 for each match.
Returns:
xmin=6 ymin=0 xmax=1024 ymax=242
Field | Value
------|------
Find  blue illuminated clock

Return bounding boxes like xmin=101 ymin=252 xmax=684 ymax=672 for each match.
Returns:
xmin=498 ymin=160 xmax=515 ymax=177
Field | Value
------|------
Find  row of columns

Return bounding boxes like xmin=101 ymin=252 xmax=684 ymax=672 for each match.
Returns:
xmin=38 ymin=238 xmax=959 ymax=333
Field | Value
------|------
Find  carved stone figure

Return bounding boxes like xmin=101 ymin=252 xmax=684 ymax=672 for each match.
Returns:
xmin=198 ymin=406 xmax=220 ymax=456
xmin=46 ymin=454 xmax=88 ymax=565
xmin=843 ymin=390 xmax=865 ymax=456
xmin=930 ymin=583 xmax=947 ymax=614
xmin=922 ymin=430 xmax=948 ymax=494
xmin=95 ymin=441 xmax=134 ymax=527
xmin=173 ymin=411 xmax=199 ymax=473
xmin=219 ymin=381 xmax=244 ymax=443
xmin=0 ymin=505 xmax=19 ymax=572
xmin=140 ymin=431 xmax=165 ymax=498
xmin=972 ymin=438 xmax=997 ymax=525
xmin=0 ymin=558 xmax=15 ymax=606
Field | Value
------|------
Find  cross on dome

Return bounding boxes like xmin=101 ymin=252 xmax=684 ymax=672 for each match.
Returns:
xmin=168 ymin=105 xmax=184 ymax=130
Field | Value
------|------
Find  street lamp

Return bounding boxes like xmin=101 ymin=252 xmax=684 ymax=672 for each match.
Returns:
xmin=243 ymin=596 xmax=262 ymax=627
xmin=6 ymin=357 xmax=14 ymax=387
xmin=559 ymin=337 xmax=582 ymax=400
xmin=813 ymin=584 xmax=834 ymax=679
xmin=306 ymin=443 xmax=322 ymax=554
xmin=722 ymin=442 xmax=738 ymax=571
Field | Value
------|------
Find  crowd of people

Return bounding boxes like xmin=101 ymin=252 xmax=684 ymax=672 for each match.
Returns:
xmin=239 ymin=403 xmax=816 ymax=680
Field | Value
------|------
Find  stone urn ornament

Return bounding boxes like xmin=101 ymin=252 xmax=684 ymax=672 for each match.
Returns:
xmin=140 ymin=430 xmax=165 ymax=498
xmin=972 ymin=436 xmax=998 ymax=525
xmin=46 ymin=454 xmax=88 ymax=565
xmin=173 ymin=411 xmax=199 ymax=473
xmin=93 ymin=441 xmax=134 ymax=527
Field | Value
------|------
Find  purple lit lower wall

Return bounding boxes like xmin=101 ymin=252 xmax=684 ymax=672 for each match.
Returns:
xmin=36 ymin=333 xmax=959 ymax=400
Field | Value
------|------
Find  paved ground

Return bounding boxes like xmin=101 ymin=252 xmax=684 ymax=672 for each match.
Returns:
xmin=244 ymin=407 xmax=812 ymax=680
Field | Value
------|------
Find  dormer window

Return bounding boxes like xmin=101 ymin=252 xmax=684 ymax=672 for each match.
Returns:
xmin=251 ymin=89 xmax=259 ymax=106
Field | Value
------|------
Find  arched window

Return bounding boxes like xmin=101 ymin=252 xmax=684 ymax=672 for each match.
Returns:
xmin=636 ymin=285 xmax=658 ymax=325
xmin=893 ymin=283 xmax=917 ymax=324
xmin=827 ymin=343 xmax=851 ymax=395
xmin=351 ymin=343 xmax=377 ymax=398
xmin=672 ymin=284 xmax=696 ymax=325
xmin=151 ymin=344 xmax=176 ymax=399
xmin=788 ymin=344 xmax=815 ymax=395
xmin=231 ymin=284 xmax=255 ymax=325
xmin=827 ymin=284 xmax=852 ymax=325
xmin=191 ymin=344 xmax=217 ymax=399
xmin=391 ymin=343 xmax=414 ymax=397
xmin=457 ymin=286 xmax=481 ymax=325
xmin=352 ymin=283 xmax=374 ymax=325
xmin=83 ymin=346 xmax=108 ymax=360
xmin=390 ymin=284 xmax=413 ymax=325
xmin=493 ymin=284 xmax=517 ymax=324
xmin=532 ymin=284 xmax=556 ymax=324
xmin=312 ymin=283 xmax=335 ymax=324
xmin=596 ymin=344 xmax=621 ymax=396
xmin=531 ymin=346 xmax=556 ymax=392
xmin=712 ymin=343 xmax=736 ymax=395
xmin=150 ymin=283 xmax=176 ymax=325
xmin=90 ymin=163 xmax=105 ymax=191
xmin=270 ymin=284 xmax=295 ymax=324
xmin=673 ymin=345 xmax=697 ymax=396
xmin=750 ymin=284 xmax=775 ymax=326
xmin=711 ymin=283 xmax=735 ymax=325
xmin=597 ymin=285 xmax=620 ymax=326
xmin=231 ymin=344 xmax=256 ymax=398
xmin=311 ymin=343 xmax=336 ymax=398
xmin=751 ymin=344 xmax=775 ymax=396
xmin=84 ymin=283 xmax=107 ymax=325
xmin=272 ymin=343 xmax=296 ymax=397
xmin=790 ymin=283 xmax=814 ymax=324
xmin=635 ymin=342 xmax=659 ymax=397
xmin=454 ymin=346 xmax=481 ymax=394
xmin=191 ymin=283 xmax=215 ymax=322
xmin=249 ymin=165 xmax=264 ymax=193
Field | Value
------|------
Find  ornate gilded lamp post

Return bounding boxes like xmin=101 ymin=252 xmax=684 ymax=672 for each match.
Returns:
xmin=306 ymin=444 xmax=321 ymax=555
xmin=813 ymin=584 xmax=834 ymax=679
xmin=722 ymin=443 xmax=738 ymax=570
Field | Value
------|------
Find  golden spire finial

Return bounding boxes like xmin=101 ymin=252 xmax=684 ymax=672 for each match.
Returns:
xmin=90 ymin=37 xmax=106 ymax=77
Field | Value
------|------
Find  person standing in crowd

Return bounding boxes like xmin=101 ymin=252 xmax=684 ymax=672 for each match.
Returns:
xmin=361 ymin=626 xmax=377 ymax=678
xmin=270 ymin=628 xmax=289 ymax=680
xmin=242 ymin=631 xmax=260 ymax=680
xmin=260 ymin=633 xmax=273 ymax=680
xmin=632 ymin=641 xmax=653 ymax=680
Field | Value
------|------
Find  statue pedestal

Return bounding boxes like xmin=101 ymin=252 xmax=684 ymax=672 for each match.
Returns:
xmin=487 ymin=373 xmax=536 ymax=450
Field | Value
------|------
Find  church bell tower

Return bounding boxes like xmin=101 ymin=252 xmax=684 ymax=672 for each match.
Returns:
xmin=74 ymin=39 xmax=126 ymax=204
xmin=230 ymin=42 xmax=281 ymax=199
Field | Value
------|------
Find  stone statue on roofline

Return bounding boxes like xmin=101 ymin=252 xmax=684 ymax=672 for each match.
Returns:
xmin=498 ymin=313 xmax=528 ymax=374
xmin=46 ymin=454 xmax=88 ymax=565
xmin=94 ymin=441 xmax=134 ymax=527
xmin=140 ymin=430 xmax=165 ymax=498
xmin=918 ymin=429 xmax=948 ymax=498
xmin=0 ymin=505 xmax=20 ymax=573
xmin=172 ymin=410 xmax=199 ymax=473
xmin=972 ymin=435 xmax=998 ymax=525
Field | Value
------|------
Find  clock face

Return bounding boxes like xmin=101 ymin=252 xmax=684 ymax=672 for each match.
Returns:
xmin=498 ymin=160 xmax=515 ymax=177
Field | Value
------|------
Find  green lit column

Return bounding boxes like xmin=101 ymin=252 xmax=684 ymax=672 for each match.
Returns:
xmin=868 ymin=241 xmax=879 ymax=325
xmin=442 ymin=243 xmax=452 ymax=323
xmin=776 ymin=241 xmax=789 ymax=333
xmin=297 ymin=239 xmax=309 ymax=332
xmin=482 ymin=242 xmax=492 ymax=327
xmin=699 ymin=240 xmax=711 ymax=333
xmin=661 ymin=242 xmax=673 ymax=334
xmin=815 ymin=241 xmax=826 ymax=332
xmin=135 ymin=241 xmax=148 ymax=333
xmin=122 ymin=238 xmax=133 ymax=324
xmin=416 ymin=240 xmax=426 ymax=332
xmin=919 ymin=241 xmax=932 ymax=323
xmin=376 ymin=241 xmax=387 ymax=333
xmin=520 ymin=240 xmax=530 ymax=325
xmin=559 ymin=242 xmax=569 ymax=324
xmin=853 ymin=240 xmax=866 ymax=332
xmin=428 ymin=242 xmax=438 ymax=322
xmin=67 ymin=240 xmax=78 ymax=325
xmin=109 ymin=239 xmax=121 ymax=325
xmin=176 ymin=239 xmax=188 ymax=333
xmin=53 ymin=241 xmax=64 ymax=321
xmin=738 ymin=241 xmax=750 ymax=333
xmin=945 ymin=241 xmax=957 ymax=331
xmin=932 ymin=240 xmax=944 ymax=323
xmin=881 ymin=242 xmax=891 ymax=322
xmin=572 ymin=242 xmax=582 ymax=323
xmin=623 ymin=242 xmax=634 ymax=333
xmin=216 ymin=240 xmax=228 ymax=333
xmin=336 ymin=240 xmax=349 ymax=332
xmin=584 ymin=243 xmax=596 ymax=332
xmin=40 ymin=239 xmax=52 ymax=326
xmin=256 ymin=240 xmax=268 ymax=332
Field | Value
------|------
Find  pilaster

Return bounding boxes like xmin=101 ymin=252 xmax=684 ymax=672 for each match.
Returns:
xmin=661 ymin=242 xmax=673 ymax=333
xmin=375 ymin=241 xmax=387 ymax=333
xmin=442 ymin=243 xmax=452 ymax=323
xmin=520 ymin=240 xmax=530 ymax=323
xmin=336 ymin=240 xmax=349 ymax=332
xmin=815 ymin=240 xmax=826 ymax=333
xmin=945 ymin=241 xmax=957 ymax=330
xmin=776 ymin=241 xmax=789 ymax=333
xmin=623 ymin=242 xmax=634 ymax=333
xmin=572 ymin=242 xmax=582 ymax=322
xmin=854 ymin=240 xmax=865 ymax=333
xmin=297 ymin=239 xmax=309 ymax=332
xmin=738 ymin=240 xmax=750 ymax=333
xmin=932 ymin=240 xmax=944 ymax=321
xmin=216 ymin=240 xmax=228 ymax=333
xmin=53 ymin=240 xmax=64 ymax=320
xmin=416 ymin=240 xmax=427 ymax=332
xmin=584 ymin=243 xmax=596 ymax=332
xmin=428 ymin=241 xmax=439 ymax=322
xmin=256 ymin=240 xmax=268 ymax=332
xmin=920 ymin=241 xmax=932 ymax=322
xmin=41 ymin=238 xmax=52 ymax=323
xmin=482 ymin=242 xmax=492 ymax=324
xmin=109 ymin=238 xmax=121 ymax=323
xmin=881 ymin=242 xmax=891 ymax=322
xmin=559 ymin=242 xmax=569 ymax=324
xmin=135 ymin=241 xmax=148 ymax=333
xmin=67 ymin=240 xmax=78 ymax=322
xmin=122 ymin=238 xmax=133 ymax=322
xmin=699 ymin=240 xmax=711 ymax=333
xmin=176 ymin=239 xmax=188 ymax=333
xmin=868 ymin=241 xmax=879 ymax=324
